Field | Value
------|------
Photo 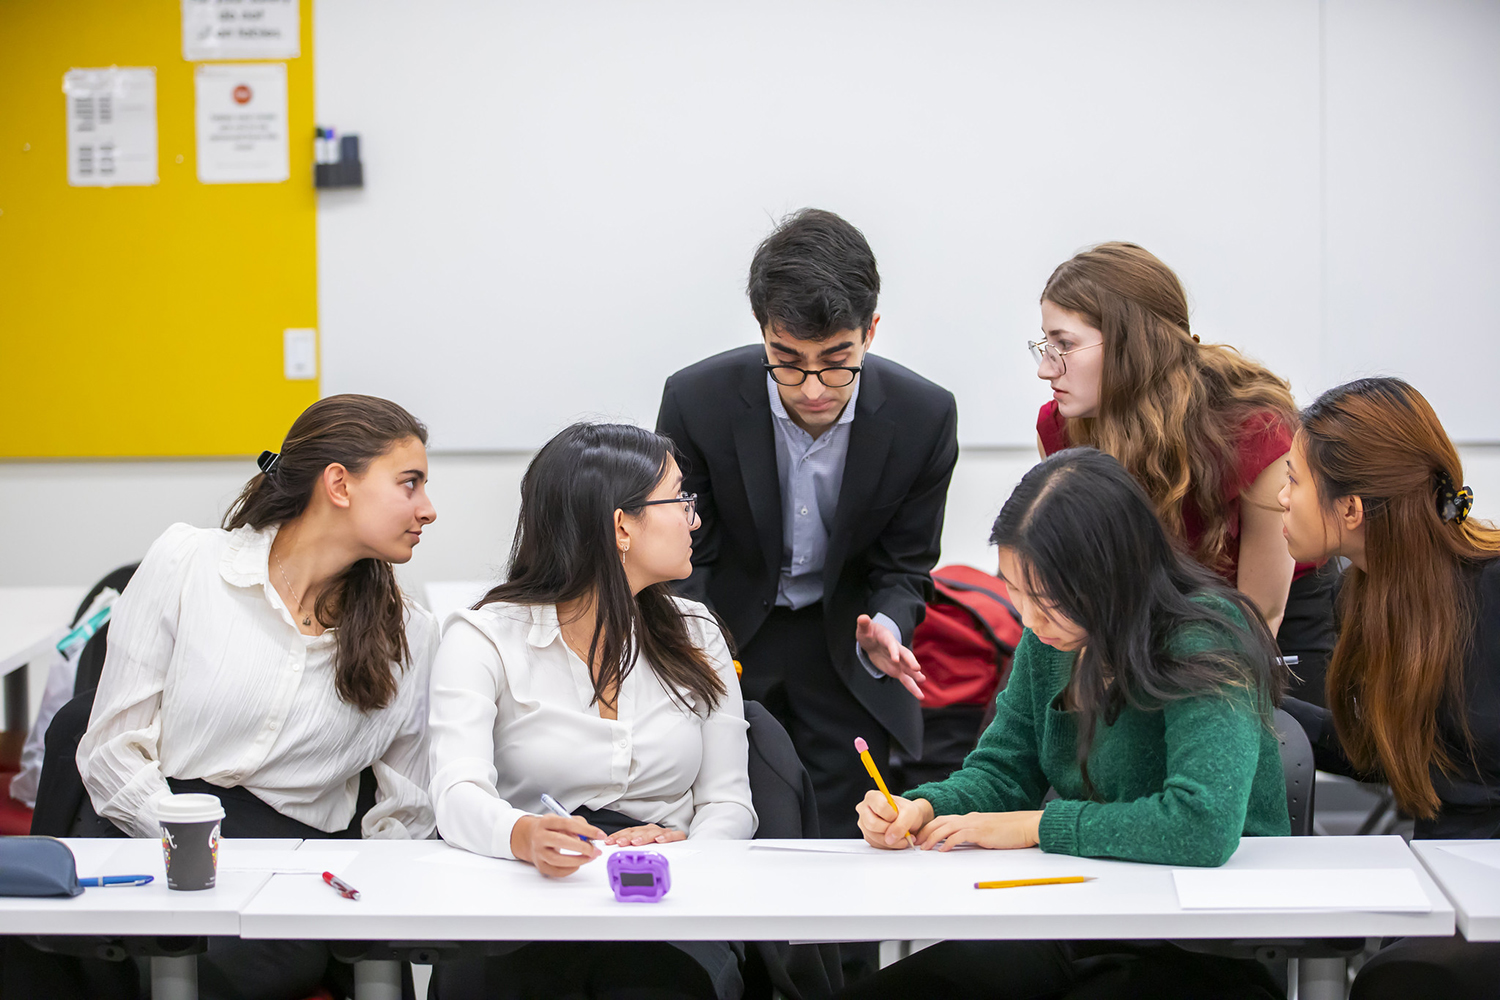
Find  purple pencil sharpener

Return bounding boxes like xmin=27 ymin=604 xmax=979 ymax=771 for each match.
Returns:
xmin=606 ymin=850 xmax=671 ymax=902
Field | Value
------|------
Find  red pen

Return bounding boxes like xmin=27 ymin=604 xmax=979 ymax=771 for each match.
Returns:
xmin=322 ymin=871 xmax=361 ymax=900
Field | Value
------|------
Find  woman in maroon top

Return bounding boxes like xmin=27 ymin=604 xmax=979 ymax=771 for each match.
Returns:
xmin=1030 ymin=242 xmax=1336 ymax=703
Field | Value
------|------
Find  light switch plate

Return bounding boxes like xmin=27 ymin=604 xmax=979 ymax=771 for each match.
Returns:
xmin=284 ymin=328 xmax=318 ymax=380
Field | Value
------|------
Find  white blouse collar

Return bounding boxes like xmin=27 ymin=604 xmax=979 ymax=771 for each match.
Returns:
xmin=525 ymin=603 xmax=563 ymax=649
xmin=219 ymin=522 xmax=279 ymax=589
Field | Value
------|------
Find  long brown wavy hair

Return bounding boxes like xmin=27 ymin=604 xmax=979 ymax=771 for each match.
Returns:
xmin=1042 ymin=242 xmax=1297 ymax=574
xmin=478 ymin=423 xmax=726 ymax=714
xmin=1300 ymin=378 xmax=1500 ymax=818
xmin=224 ymin=394 xmax=428 ymax=713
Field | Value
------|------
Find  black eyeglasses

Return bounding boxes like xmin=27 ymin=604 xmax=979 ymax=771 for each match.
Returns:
xmin=763 ymin=363 xmax=862 ymax=388
xmin=636 ymin=492 xmax=698 ymax=523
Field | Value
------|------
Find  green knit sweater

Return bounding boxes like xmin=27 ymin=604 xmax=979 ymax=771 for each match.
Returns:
xmin=907 ymin=613 xmax=1289 ymax=867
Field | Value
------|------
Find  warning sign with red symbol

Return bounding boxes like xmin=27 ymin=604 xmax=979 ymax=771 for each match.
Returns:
xmin=195 ymin=63 xmax=288 ymax=184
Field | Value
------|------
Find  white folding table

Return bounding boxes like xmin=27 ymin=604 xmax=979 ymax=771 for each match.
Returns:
xmin=0 ymin=838 xmax=298 ymax=1000
xmin=238 ymin=835 xmax=1454 ymax=1000
xmin=1410 ymin=839 xmax=1500 ymax=941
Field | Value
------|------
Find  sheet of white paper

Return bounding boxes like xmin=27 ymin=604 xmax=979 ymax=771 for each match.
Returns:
xmin=63 ymin=68 xmax=158 ymax=187
xmin=183 ymin=0 xmax=300 ymax=61
xmin=748 ymin=842 xmax=887 ymax=856
xmin=196 ymin=63 xmax=289 ymax=184
xmin=218 ymin=848 xmax=355 ymax=875
xmin=1173 ymin=868 xmax=1431 ymax=912
xmin=1436 ymin=843 xmax=1500 ymax=873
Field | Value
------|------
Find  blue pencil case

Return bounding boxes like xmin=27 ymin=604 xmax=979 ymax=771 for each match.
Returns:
xmin=0 ymin=836 xmax=84 ymax=897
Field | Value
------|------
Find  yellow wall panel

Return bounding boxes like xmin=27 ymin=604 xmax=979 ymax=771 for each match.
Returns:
xmin=0 ymin=0 xmax=318 ymax=458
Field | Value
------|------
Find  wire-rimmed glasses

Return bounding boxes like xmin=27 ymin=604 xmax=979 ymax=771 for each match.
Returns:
xmin=1027 ymin=339 xmax=1101 ymax=376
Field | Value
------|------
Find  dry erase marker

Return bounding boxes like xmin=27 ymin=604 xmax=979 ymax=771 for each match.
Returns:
xmin=854 ymin=737 xmax=916 ymax=845
xmin=974 ymin=877 xmax=1095 ymax=890
xmin=540 ymin=793 xmax=592 ymax=844
xmin=78 ymin=875 xmax=153 ymax=888
xmin=322 ymin=871 xmax=361 ymax=900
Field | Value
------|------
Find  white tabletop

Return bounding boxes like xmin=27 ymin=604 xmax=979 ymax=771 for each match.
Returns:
xmin=0 ymin=838 xmax=299 ymax=937
xmin=1410 ymin=839 xmax=1500 ymax=941
xmin=238 ymin=836 xmax=1454 ymax=943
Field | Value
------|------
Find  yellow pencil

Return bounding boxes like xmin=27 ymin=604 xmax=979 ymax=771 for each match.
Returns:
xmin=974 ymin=877 xmax=1095 ymax=889
xmin=854 ymin=737 xmax=915 ymax=844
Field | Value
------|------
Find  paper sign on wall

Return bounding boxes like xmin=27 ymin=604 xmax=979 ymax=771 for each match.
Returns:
xmin=195 ymin=63 xmax=289 ymax=184
xmin=63 ymin=68 xmax=158 ymax=187
xmin=183 ymin=0 xmax=300 ymax=61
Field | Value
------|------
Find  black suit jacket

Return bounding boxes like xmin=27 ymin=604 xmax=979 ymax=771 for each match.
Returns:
xmin=656 ymin=345 xmax=959 ymax=756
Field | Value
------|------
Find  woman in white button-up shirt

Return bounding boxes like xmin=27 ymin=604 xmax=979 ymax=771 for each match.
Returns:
xmin=429 ymin=422 xmax=756 ymax=1000
xmin=74 ymin=394 xmax=439 ymax=1000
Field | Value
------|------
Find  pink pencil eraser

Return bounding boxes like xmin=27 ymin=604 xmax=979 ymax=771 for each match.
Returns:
xmin=854 ymin=737 xmax=869 ymax=753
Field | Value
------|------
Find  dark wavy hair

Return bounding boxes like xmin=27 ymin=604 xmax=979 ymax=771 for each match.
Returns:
xmin=991 ymin=447 xmax=1284 ymax=793
xmin=223 ymin=394 xmax=427 ymax=713
xmin=478 ymin=422 xmax=726 ymax=713
xmin=748 ymin=208 xmax=880 ymax=341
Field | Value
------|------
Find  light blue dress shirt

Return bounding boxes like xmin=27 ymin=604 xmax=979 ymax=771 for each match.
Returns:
xmin=766 ymin=375 xmax=900 ymax=678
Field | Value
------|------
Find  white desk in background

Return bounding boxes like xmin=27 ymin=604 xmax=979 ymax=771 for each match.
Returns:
xmin=0 ymin=585 xmax=88 ymax=730
xmin=1410 ymin=839 xmax=1500 ymax=941
xmin=240 ymin=836 xmax=1454 ymax=1000
xmin=0 ymin=838 xmax=300 ymax=1000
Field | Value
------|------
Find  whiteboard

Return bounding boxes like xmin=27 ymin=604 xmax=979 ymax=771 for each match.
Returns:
xmin=313 ymin=1 xmax=1493 ymax=449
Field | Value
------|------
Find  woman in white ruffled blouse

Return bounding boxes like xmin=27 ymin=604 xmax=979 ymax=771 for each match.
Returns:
xmin=428 ymin=422 xmax=756 ymax=1000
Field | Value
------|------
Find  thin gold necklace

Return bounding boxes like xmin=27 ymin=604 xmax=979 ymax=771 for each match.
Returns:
xmin=273 ymin=553 xmax=313 ymax=628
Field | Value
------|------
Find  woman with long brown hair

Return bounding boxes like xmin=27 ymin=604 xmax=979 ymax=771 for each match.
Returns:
xmin=1032 ymin=242 xmax=1337 ymax=701
xmin=428 ymin=422 xmax=754 ymax=1000
xmin=76 ymin=393 xmax=440 ymax=1000
xmin=1279 ymin=377 xmax=1500 ymax=997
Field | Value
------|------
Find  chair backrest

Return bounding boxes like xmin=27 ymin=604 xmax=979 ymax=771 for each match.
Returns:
xmin=743 ymin=700 xmax=819 ymax=839
xmin=1273 ymin=707 xmax=1316 ymax=836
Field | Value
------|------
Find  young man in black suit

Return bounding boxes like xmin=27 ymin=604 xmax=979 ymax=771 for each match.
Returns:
xmin=656 ymin=208 xmax=959 ymax=839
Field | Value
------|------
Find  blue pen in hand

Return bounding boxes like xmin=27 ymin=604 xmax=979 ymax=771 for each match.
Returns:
xmin=79 ymin=875 xmax=154 ymax=888
xmin=539 ymin=793 xmax=592 ymax=844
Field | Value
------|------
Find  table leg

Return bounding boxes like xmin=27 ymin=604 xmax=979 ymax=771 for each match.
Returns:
xmin=354 ymin=958 xmax=403 ymax=1000
xmin=151 ymin=954 xmax=198 ymax=1000
xmin=1297 ymin=956 xmax=1347 ymax=1000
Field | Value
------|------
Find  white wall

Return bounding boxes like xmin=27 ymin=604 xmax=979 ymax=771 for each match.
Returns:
xmin=6 ymin=445 xmax=1500 ymax=594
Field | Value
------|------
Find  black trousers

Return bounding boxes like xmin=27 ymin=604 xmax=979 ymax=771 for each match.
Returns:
xmin=835 ymin=939 xmax=1283 ymax=1000
xmin=1351 ymin=936 xmax=1500 ymax=999
xmin=1278 ymin=563 xmax=1340 ymax=707
xmin=737 ymin=605 xmax=888 ymax=841
xmin=889 ymin=704 xmax=986 ymax=793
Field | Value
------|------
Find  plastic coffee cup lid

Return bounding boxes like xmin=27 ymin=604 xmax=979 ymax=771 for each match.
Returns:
xmin=155 ymin=793 xmax=225 ymax=823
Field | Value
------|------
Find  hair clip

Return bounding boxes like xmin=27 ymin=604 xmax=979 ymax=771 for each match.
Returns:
xmin=257 ymin=450 xmax=282 ymax=477
xmin=1436 ymin=471 xmax=1474 ymax=524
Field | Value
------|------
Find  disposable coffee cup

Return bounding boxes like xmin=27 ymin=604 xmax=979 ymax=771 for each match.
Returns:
xmin=156 ymin=793 xmax=225 ymax=891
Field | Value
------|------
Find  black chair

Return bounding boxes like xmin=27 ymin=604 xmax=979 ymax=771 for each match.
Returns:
xmin=742 ymin=700 xmax=843 ymax=1000
xmin=1273 ymin=707 xmax=1316 ymax=837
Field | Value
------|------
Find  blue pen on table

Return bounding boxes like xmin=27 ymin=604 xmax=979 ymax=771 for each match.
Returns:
xmin=539 ymin=793 xmax=593 ymax=844
xmin=79 ymin=875 xmax=154 ymax=888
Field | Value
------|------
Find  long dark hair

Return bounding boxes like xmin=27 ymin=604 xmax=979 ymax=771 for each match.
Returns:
xmin=1042 ymin=242 xmax=1297 ymax=575
xmin=1301 ymin=378 xmax=1499 ymax=818
xmin=224 ymin=394 xmax=428 ymax=713
xmin=991 ymin=448 xmax=1284 ymax=792
xmin=478 ymin=422 xmax=726 ymax=713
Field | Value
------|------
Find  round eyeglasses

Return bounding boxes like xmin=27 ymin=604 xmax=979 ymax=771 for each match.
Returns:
xmin=1027 ymin=339 xmax=1101 ymax=376
xmin=763 ymin=363 xmax=862 ymax=388
xmin=637 ymin=492 xmax=699 ymax=523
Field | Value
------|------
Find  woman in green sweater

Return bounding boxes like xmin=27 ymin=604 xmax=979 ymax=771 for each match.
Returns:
xmin=843 ymin=447 xmax=1290 ymax=1000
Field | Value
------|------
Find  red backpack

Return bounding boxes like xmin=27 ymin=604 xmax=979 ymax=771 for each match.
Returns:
xmin=912 ymin=565 xmax=1025 ymax=709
